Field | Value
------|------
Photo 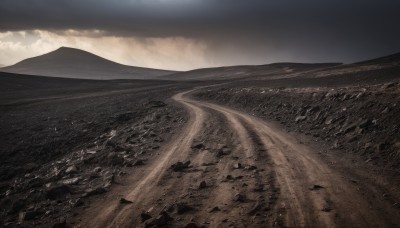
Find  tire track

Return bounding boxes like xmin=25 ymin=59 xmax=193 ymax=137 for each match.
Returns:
xmin=77 ymin=88 xmax=399 ymax=227
xmin=188 ymin=91 xmax=396 ymax=227
xmin=77 ymin=91 xmax=206 ymax=228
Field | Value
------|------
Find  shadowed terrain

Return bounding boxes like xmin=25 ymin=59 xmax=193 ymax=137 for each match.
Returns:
xmin=1 ymin=51 xmax=400 ymax=227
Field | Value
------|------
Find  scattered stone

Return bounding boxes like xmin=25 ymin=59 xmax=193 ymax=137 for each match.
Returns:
xmin=199 ymin=180 xmax=207 ymax=189
xmin=322 ymin=204 xmax=332 ymax=212
xmin=245 ymin=165 xmax=257 ymax=170
xmin=133 ymin=160 xmax=145 ymax=166
xmin=253 ymin=185 xmax=264 ymax=192
xmin=84 ymin=187 xmax=107 ymax=197
xmin=359 ymin=119 xmax=372 ymax=128
xmin=295 ymin=115 xmax=307 ymax=122
xmin=191 ymin=142 xmax=204 ymax=149
xmin=233 ymin=193 xmax=247 ymax=202
xmin=216 ymin=147 xmax=231 ymax=157
xmin=72 ymin=198 xmax=84 ymax=207
xmin=119 ymin=198 xmax=133 ymax=204
xmin=176 ymin=203 xmax=194 ymax=214
xmin=62 ymin=177 xmax=80 ymax=185
xmin=248 ymin=201 xmax=263 ymax=215
xmin=171 ymin=161 xmax=191 ymax=172
xmin=144 ymin=211 xmax=173 ymax=227
xmin=233 ymin=163 xmax=242 ymax=169
xmin=209 ymin=206 xmax=220 ymax=213
xmin=308 ymin=184 xmax=324 ymax=190
xmin=141 ymin=211 xmax=152 ymax=222
xmin=65 ymin=166 xmax=78 ymax=174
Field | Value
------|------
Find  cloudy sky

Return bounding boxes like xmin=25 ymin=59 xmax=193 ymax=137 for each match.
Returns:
xmin=0 ymin=0 xmax=399 ymax=70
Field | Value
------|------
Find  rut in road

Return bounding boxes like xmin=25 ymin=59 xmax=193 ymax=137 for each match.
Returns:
xmin=76 ymin=89 xmax=400 ymax=227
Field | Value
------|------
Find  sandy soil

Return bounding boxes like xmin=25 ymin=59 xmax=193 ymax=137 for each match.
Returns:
xmin=71 ymin=88 xmax=400 ymax=227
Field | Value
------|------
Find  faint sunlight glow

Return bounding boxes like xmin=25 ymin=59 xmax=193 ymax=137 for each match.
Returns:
xmin=0 ymin=30 xmax=209 ymax=71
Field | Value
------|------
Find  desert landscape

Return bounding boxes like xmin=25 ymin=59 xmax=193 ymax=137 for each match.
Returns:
xmin=1 ymin=0 xmax=400 ymax=227
xmin=0 ymin=47 xmax=399 ymax=227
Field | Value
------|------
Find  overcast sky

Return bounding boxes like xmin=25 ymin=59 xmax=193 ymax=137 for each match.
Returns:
xmin=1 ymin=0 xmax=399 ymax=70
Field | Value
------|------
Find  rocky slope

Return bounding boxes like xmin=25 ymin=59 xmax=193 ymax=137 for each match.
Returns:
xmin=0 ymin=75 xmax=189 ymax=227
xmin=194 ymin=82 xmax=400 ymax=169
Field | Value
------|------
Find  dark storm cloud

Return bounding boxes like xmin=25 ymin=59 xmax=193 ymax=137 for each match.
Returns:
xmin=1 ymin=0 xmax=400 ymax=63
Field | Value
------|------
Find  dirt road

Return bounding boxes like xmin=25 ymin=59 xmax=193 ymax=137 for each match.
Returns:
xmin=75 ymin=88 xmax=400 ymax=227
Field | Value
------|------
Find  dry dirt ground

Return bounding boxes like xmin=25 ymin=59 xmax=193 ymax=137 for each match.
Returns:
xmin=1 ymin=65 xmax=400 ymax=227
xmin=71 ymin=87 xmax=400 ymax=228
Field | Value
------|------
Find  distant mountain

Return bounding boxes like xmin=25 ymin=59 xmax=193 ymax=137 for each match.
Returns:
xmin=354 ymin=52 xmax=400 ymax=65
xmin=1 ymin=47 xmax=176 ymax=80
xmin=0 ymin=64 xmax=5 ymax=68
xmin=164 ymin=62 xmax=341 ymax=81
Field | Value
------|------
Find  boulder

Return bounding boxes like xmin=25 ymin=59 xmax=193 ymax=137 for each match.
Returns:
xmin=119 ymin=198 xmax=133 ymax=204
xmin=199 ymin=180 xmax=207 ymax=189
xmin=295 ymin=116 xmax=307 ymax=122
xmin=170 ymin=161 xmax=190 ymax=172
xmin=65 ymin=166 xmax=78 ymax=174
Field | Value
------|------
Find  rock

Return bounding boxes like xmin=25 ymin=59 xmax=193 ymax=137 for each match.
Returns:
xmin=61 ymin=177 xmax=80 ymax=185
xmin=171 ymin=161 xmax=190 ymax=172
xmin=72 ymin=198 xmax=84 ymax=207
xmin=93 ymin=167 xmax=102 ymax=173
xmin=382 ymin=107 xmax=390 ymax=114
xmin=108 ymin=153 xmax=125 ymax=166
xmin=191 ymin=142 xmax=204 ymax=149
xmin=141 ymin=211 xmax=152 ymax=222
xmin=222 ymin=148 xmax=232 ymax=154
xmin=245 ymin=165 xmax=257 ymax=170
xmin=248 ymin=201 xmax=263 ymax=215
xmin=233 ymin=163 xmax=242 ymax=169
xmin=359 ymin=119 xmax=372 ymax=128
xmin=144 ymin=211 xmax=173 ymax=227
xmin=119 ymin=198 xmax=133 ymax=204
xmin=253 ymin=185 xmax=264 ymax=192
xmin=322 ymin=204 xmax=332 ymax=212
xmin=343 ymin=124 xmax=357 ymax=134
xmin=209 ymin=206 xmax=220 ymax=213
xmin=308 ymin=184 xmax=324 ymax=190
xmin=233 ymin=193 xmax=246 ymax=202
xmin=133 ymin=160 xmax=145 ymax=166
xmin=46 ymin=185 xmax=71 ymax=200
xmin=176 ymin=203 xmax=194 ymax=214
xmin=199 ymin=180 xmax=207 ymax=189
xmin=65 ymin=166 xmax=78 ymax=174
xmin=295 ymin=116 xmax=307 ymax=122
xmin=216 ymin=147 xmax=231 ymax=157
xmin=84 ymin=187 xmax=107 ymax=197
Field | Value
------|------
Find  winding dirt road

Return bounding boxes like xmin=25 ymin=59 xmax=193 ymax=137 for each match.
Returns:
xmin=75 ymin=88 xmax=400 ymax=227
